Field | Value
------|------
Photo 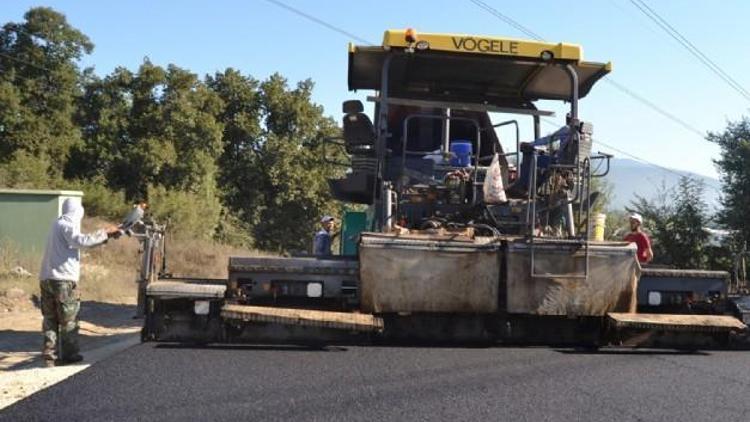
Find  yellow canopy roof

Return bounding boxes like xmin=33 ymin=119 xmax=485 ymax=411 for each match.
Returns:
xmin=382 ymin=29 xmax=583 ymax=61
xmin=348 ymin=29 xmax=612 ymax=104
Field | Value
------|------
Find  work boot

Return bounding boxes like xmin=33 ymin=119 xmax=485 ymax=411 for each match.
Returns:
xmin=56 ymin=354 xmax=84 ymax=365
xmin=42 ymin=349 xmax=56 ymax=368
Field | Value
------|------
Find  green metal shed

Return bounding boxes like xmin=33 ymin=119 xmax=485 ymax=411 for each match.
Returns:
xmin=0 ymin=189 xmax=84 ymax=256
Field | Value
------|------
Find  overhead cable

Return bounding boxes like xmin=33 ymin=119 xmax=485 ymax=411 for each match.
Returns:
xmin=629 ymin=0 xmax=750 ymax=101
xmin=467 ymin=0 xmax=706 ymax=138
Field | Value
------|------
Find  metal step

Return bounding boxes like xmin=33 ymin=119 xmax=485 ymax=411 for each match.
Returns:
xmin=229 ymin=256 xmax=359 ymax=275
xmin=607 ymin=312 xmax=747 ymax=333
xmin=221 ymin=304 xmax=383 ymax=332
xmin=146 ymin=281 xmax=226 ymax=299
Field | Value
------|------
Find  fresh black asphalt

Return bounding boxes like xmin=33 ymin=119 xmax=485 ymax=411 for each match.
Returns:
xmin=2 ymin=343 xmax=749 ymax=421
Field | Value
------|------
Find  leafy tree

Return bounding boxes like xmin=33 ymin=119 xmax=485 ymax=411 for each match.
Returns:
xmin=669 ymin=177 xmax=710 ymax=268
xmin=67 ymin=67 xmax=133 ymax=181
xmin=0 ymin=7 xmax=92 ymax=184
xmin=147 ymin=185 xmax=222 ymax=241
xmin=2 ymin=8 xmax=347 ymax=251
xmin=708 ymin=118 xmax=750 ymax=245
xmin=590 ymin=176 xmax=613 ymax=215
xmin=708 ymin=117 xmax=750 ymax=280
xmin=72 ymin=61 xmax=225 ymax=195
xmin=112 ymin=60 xmax=169 ymax=199
xmin=256 ymin=76 xmax=345 ymax=251
xmin=0 ymin=150 xmax=54 ymax=188
xmin=628 ymin=177 xmax=710 ymax=268
xmin=603 ymin=209 xmax=629 ymax=241
xmin=70 ymin=60 xmax=226 ymax=238
xmin=628 ymin=182 xmax=674 ymax=263
xmin=206 ymin=69 xmax=262 ymax=229
xmin=216 ymin=74 xmax=343 ymax=251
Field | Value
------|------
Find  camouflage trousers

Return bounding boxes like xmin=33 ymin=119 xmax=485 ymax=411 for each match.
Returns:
xmin=40 ymin=279 xmax=80 ymax=361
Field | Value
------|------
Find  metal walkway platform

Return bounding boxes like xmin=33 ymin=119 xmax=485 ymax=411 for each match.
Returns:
xmin=146 ymin=281 xmax=226 ymax=299
xmin=221 ymin=304 xmax=383 ymax=332
xmin=608 ymin=312 xmax=747 ymax=333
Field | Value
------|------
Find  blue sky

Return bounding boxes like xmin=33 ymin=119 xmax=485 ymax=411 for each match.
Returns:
xmin=3 ymin=0 xmax=749 ymax=178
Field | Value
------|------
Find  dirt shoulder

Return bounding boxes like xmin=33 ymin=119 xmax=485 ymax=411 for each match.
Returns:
xmin=0 ymin=296 xmax=141 ymax=409
xmin=0 ymin=216 xmax=256 ymax=410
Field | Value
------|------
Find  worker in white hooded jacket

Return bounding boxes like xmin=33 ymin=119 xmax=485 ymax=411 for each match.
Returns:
xmin=38 ymin=198 xmax=120 ymax=366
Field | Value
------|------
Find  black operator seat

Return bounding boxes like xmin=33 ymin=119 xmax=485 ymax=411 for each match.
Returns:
xmin=331 ymin=100 xmax=377 ymax=204
xmin=342 ymin=100 xmax=375 ymax=155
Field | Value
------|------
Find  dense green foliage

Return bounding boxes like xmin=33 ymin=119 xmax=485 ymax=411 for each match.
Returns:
xmin=0 ymin=8 xmax=344 ymax=251
xmin=709 ymin=118 xmax=750 ymax=244
xmin=2 ymin=7 xmax=748 ymax=266
xmin=0 ymin=7 xmax=92 ymax=185
xmin=708 ymin=118 xmax=750 ymax=277
xmin=629 ymin=177 xmax=710 ymax=268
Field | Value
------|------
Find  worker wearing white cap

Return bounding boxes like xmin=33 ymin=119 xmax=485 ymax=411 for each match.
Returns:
xmin=313 ymin=215 xmax=336 ymax=256
xmin=624 ymin=213 xmax=653 ymax=263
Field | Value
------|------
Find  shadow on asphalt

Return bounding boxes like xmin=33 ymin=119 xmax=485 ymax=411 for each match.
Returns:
xmin=0 ymin=301 xmax=139 ymax=371
xmin=153 ymin=343 xmax=349 ymax=352
xmin=0 ymin=331 xmax=138 ymax=371
xmin=554 ymin=348 xmax=712 ymax=356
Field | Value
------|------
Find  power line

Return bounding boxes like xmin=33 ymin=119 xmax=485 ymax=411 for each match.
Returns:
xmin=1 ymin=30 xmax=95 ymax=85
xmin=602 ymin=78 xmax=703 ymax=137
xmin=0 ymin=24 xmax=59 ymax=74
xmin=0 ymin=27 xmax=94 ymax=84
xmin=1 ymin=27 xmax=69 ymax=75
xmin=468 ymin=0 xmax=544 ymax=41
xmin=263 ymin=0 xmax=374 ymax=46
xmin=0 ymin=51 xmax=82 ymax=89
xmin=595 ymin=137 xmax=722 ymax=194
xmin=607 ymin=0 xmax=664 ymax=39
xmin=269 ymin=0 xmax=706 ymax=139
xmin=540 ymin=117 xmax=720 ymax=193
xmin=593 ymin=139 xmax=686 ymax=178
xmin=0 ymin=51 xmax=57 ymax=74
xmin=629 ymin=0 xmax=750 ymax=102
xmin=470 ymin=1 xmax=721 ymax=189
xmin=0 ymin=52 xmax=63 ymax=87
xmin=539 ymin=116 xmax=680 ymax=173
xmin=264 ymin=0 xmax=711 ymax=186
xmin=3 ymin=23 xmax=43 ymax=40
xmin=467 ymin=0 xmax=707 ymax=139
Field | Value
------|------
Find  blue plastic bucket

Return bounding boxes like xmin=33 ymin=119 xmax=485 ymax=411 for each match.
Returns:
xmin=450 ymin=141 xmax=473 ymax=167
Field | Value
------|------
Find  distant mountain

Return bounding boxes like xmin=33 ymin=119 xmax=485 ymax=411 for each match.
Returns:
xmin=601 ymin=158 xmax=721 ymax=211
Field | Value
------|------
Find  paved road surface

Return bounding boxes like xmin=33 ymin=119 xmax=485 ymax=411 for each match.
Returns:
xmin=1 ymin=343 xmax=749 ymax=421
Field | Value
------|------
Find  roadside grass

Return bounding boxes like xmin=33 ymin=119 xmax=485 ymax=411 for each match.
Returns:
xmin=1 ymin=217 xmax=262 ymax=307
xmin=0 ymin=241 xmax=39 ymax=298
xmin=158 ymin=234 xmax=271 ymax=279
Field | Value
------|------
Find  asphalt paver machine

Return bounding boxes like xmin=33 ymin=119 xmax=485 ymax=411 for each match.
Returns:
xmin=141 ymin=29 xmax=746 ymax=347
